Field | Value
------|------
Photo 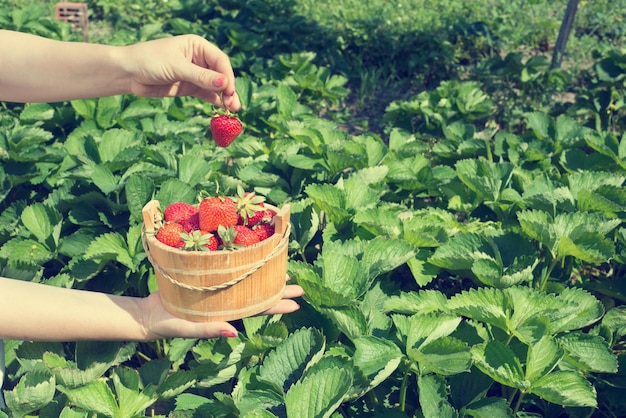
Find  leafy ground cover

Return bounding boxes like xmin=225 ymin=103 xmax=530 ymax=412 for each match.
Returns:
xmin=1 ymin=0 xmax=626 ymax=417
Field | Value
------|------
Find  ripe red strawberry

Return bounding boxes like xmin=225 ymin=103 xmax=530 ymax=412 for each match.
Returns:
xmin=181 ymin=212 xmax=200 ymax=232
xmin=164 ymin=202 xmax=197 ymax=223
xmin=253 ymin=223 xmax=275 ymax=241
xmin=233 ymin=225 xmax=261 ymax=247
xmin=198 ymin=196 xmax=238 ymax=232
xmin=156 ymin=222 xmax=184 ymax=248
xmin=210 ymin=113 xmax=243 ymax=147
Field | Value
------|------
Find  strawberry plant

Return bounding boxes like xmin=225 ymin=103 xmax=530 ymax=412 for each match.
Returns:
xmin=2 ymin=0 xmax=626 ymax=417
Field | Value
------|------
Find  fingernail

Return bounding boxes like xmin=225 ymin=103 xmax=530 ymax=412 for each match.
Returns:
xmin=213 ymin=76 xmax=225 ymax=87
xmin=221 ymin=330 xmax=238 ymax=338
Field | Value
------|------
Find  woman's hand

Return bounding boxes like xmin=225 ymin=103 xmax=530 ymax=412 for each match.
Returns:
xmin=121 ymin=34 xmax=241 ymax=111
xmin=0 ymin=30 xmax=240 ymax=109
xmin=138 ymin=279 xmax=304 ymax=340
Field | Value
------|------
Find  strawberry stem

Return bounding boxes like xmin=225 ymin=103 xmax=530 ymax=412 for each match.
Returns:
xmin=218 ymin=91 xmax=231 ymax=116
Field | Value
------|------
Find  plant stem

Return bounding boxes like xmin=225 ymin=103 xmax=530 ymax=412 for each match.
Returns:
xmin=136 ymin=350 xmax=152 ymax=362
xmin=512 ymin=391 xmax=526 ymax=415
xmin=399 ymin=372 xmax=410 ymax=412
xmin=538 ymin=257 xmax=560 ymax=292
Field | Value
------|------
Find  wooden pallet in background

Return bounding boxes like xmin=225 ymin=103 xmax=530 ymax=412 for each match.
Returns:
xmin=55 ymin=2 xmax=89 ymax=41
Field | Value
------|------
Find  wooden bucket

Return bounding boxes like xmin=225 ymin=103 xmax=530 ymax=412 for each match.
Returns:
xmin=141 ymin=200 xmax=290 ymax=322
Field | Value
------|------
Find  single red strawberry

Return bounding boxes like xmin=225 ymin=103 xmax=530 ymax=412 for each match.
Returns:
xmin=210 ymin=113 xmax=243 ymax=147
xmin=164 ymin=202 xmax=198 ymax=223
xmin=181 ymin=212 xmax=200 ymax=232
xmin=198 ymin=196 xmax=238 ymax=232
xmin=253 ymin=223 xmax=275 ymax=241
xmin=156 ymin=222 xmax=184 ymax=248
xmin=233 ymin=225 xmax=261 ymax=247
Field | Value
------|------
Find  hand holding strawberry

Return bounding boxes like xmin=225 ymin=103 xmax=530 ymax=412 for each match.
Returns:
xmin=210 ymin=93 xmax=243 ymax=147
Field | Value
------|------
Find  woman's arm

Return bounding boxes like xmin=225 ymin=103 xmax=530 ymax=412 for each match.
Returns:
xmin=0 ymin=30 xmax=240 ymax=110
xmin=0 ymin=277 xmax=303 ymax=341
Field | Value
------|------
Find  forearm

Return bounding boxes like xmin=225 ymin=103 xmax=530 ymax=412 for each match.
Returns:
xmin=0 ymin=277 xmax=147 ymax=341
xmin=0 ymin=30 xmax=129 ymax=103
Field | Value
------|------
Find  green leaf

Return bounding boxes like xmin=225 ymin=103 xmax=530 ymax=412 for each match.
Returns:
xmin=89 ymin=163 xmax=120 ymax=194
xmin=157 ymin=370 xmax=197 ymax=399
xmin=412 ymin=337 xmax=472 ymax=375
xmin=455 ymin=159 xmax=515 ymax=202
xmin=352 ymin=336 xmax=402 ymax=387
xmin=289 ymin=199 xmax=320 ymax=252
xmin=21 ymin=203 xmax=62 ymax=246
xmin=259 ymin=327 xmax=326 ymax=393
xmin=305 ymin=183 xmax=351 ymax=226
xmin=362 ymin=236 xmax=416 ymax=284
xmin=20 ymin=103 xmax=55 ymax=122
xmin=124 ymin=174 xmax=155 ymax=223
xmin=384 ymin=289 xmax=449 ymax=315
xmin=321 ymin=251 xmax=368 ymax=302
xmin=84 ymin=232 xmax=135 ymax=271
xmin=461 ymin=397 xmax=513 ymax=418
xmin=4 ymin=371 xmax=56 ymax=418
xmin=354 ymin=206 xmax=404 ymax=238
xmin=585 ymin=131 xmax=626 ymax=169
xmin=286 ymin=153 xmax=328 ymax=171
xmin=522 ymin=176 xmax=576 ymax=213
xmin=417 ymin=374 xmax=458 ymax=418
xmin=43 ymin=353 xmax=109 ymax=388
xmin=178 ymin=153 xmax=211 ymax=186
xmin=556 ymin=332 xmax=618 ymax=373
xmin=71 ymin=99 xmax=96 ymax=120
xmin=551 ymin=287 xmax=605 ymax=333
xmin=470 ymin=341 xmax=528 ymax=390
xmin=96 ymin=96 xmax=123 ymax=129
xmin=277 ymin=84 xmax=298 ymax=117
xmin=529 ymin=371 xmax=597 ymax=407
xmin=0 ymin=238 xmax=53 ymax=266
xmin=406 ymin=254 xmax=440 ymax=287
xmin=342 ymin=166 xmax=388 ymax=210
xmin=58 ymin=379 xmax=120 ymax=417
xmin=448 ymin=288 xmax=513 ymax=333
xmin=518 ymin=210 xmax=620 ymax=262
xmin=155 ymin=179 xmax=197 ymax=208
xmin=526 ymin=111 xmax=553 ymax=140
xmin=290 ymin=261 xmax=352 ymax=307
xmin=319 ymin=305 xmax=369 ymax=340
xmin=138 ymin=359 xmax=170 ymax=388
xmin=111 ymin=368 xmax=157 ymax=418
xmin=602 ymin=306 xmax=626 ymax=340
xmin=525 ymin=336 xmax=563 ymax=382
xmin=285 ymin=365 xmax=352 ymax=418
xmin=393 ymin=312 xmax=462 ymax=352
xmin=58 ymin=407 xmax=91 ymax=418
xmin=98 ymin=129 xmax=142 ymax=163
xmin=119 ymin=99 xmax=160 ymax=121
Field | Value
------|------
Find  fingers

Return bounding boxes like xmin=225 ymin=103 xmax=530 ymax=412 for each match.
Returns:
xmin=283 ymin=284 xmax=305 ymax=299
xmin=261 ymin=299 xmax=301 ymax=315
xmin=179 ymin=35 xmax=241 ymax=111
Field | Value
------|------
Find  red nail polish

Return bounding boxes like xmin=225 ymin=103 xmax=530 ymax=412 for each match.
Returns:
xmin=221 ymin=330 xmax=238 ymax=338
xmin=213 ymin=77 xmax=225 ymax=87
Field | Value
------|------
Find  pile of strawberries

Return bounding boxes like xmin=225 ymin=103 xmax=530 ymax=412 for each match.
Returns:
xmin=154 ymin=187 xmax=275 ymax=251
